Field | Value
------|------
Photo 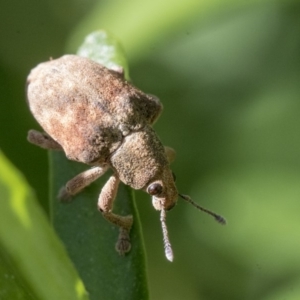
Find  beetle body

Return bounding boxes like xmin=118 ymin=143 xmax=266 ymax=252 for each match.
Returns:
xmin=27 ymin=55 xmax=177 ymax=257
xmin=27 ymin=55 xmax=225 ymax=261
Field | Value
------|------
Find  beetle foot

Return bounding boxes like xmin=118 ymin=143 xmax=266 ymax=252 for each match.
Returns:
xmin=58 ymin=187 xmax=72 ymax=202
xmin=115 ymin=227 xmax=131 ymax=255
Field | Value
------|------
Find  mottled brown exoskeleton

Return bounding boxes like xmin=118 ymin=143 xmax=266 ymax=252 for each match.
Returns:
xmin=26 ymin=55 xmax=225 ymax=261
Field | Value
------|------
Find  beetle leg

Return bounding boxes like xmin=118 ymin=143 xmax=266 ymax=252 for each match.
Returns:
xmin=164 ymin=146 xmax=176 ymax=163
xmin=58 ymin=166 xmax=109 ymax=200
xmin=27 ymin=129 xmax=63 ymax=150
xmin=98 ymin=174 xmax=133 ymax=255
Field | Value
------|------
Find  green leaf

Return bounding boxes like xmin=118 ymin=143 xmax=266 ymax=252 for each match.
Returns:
xmin=77 ymin=30 xmax=130 ymax=80
xmin=50 ymin=31 xmax=149 ymax=300
xmin=0 ymin=150 xmax=89 ymax=300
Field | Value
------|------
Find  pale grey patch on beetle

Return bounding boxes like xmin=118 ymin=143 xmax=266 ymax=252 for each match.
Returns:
xmin=26 ymin=55 xmax=226 ymax=261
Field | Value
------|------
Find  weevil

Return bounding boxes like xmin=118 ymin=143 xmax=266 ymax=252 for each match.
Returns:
xmin=26 ymin=55 xmax=226 ymax=261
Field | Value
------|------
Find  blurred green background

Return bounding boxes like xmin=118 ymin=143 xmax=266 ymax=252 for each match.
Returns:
xmin=1 ymin=0 xmax=300 ymax=299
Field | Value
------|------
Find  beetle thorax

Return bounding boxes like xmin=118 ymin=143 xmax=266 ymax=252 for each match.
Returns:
xmin=110 ymin=126 xmax=168 ymax=190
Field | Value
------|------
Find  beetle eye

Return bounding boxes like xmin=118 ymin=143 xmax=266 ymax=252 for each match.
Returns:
xmin=172 ymin=172 xmax=176 ymax=182
xmin=147 ymin=183 xmax=163 ymax=196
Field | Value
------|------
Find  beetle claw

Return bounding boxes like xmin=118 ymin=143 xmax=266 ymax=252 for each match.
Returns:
xmin=115 ymin=227 xmax=131 ymax=255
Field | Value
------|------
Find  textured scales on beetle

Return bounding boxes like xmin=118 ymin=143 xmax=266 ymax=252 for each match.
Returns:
xmin=26 ymin=55 xmax=226 ymax=262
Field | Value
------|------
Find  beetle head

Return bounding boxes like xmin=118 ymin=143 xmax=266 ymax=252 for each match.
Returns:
xmin=145 ymin=168 xmax=177 ymax=262
xmin=146 ymin=169 xmax=177 ymax=211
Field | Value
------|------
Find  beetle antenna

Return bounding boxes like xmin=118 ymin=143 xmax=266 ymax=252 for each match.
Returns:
xmin=160 ymin=208 xmax=174 ymax=262
xmin=179 ymin=194 xmax=226 ymax=225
